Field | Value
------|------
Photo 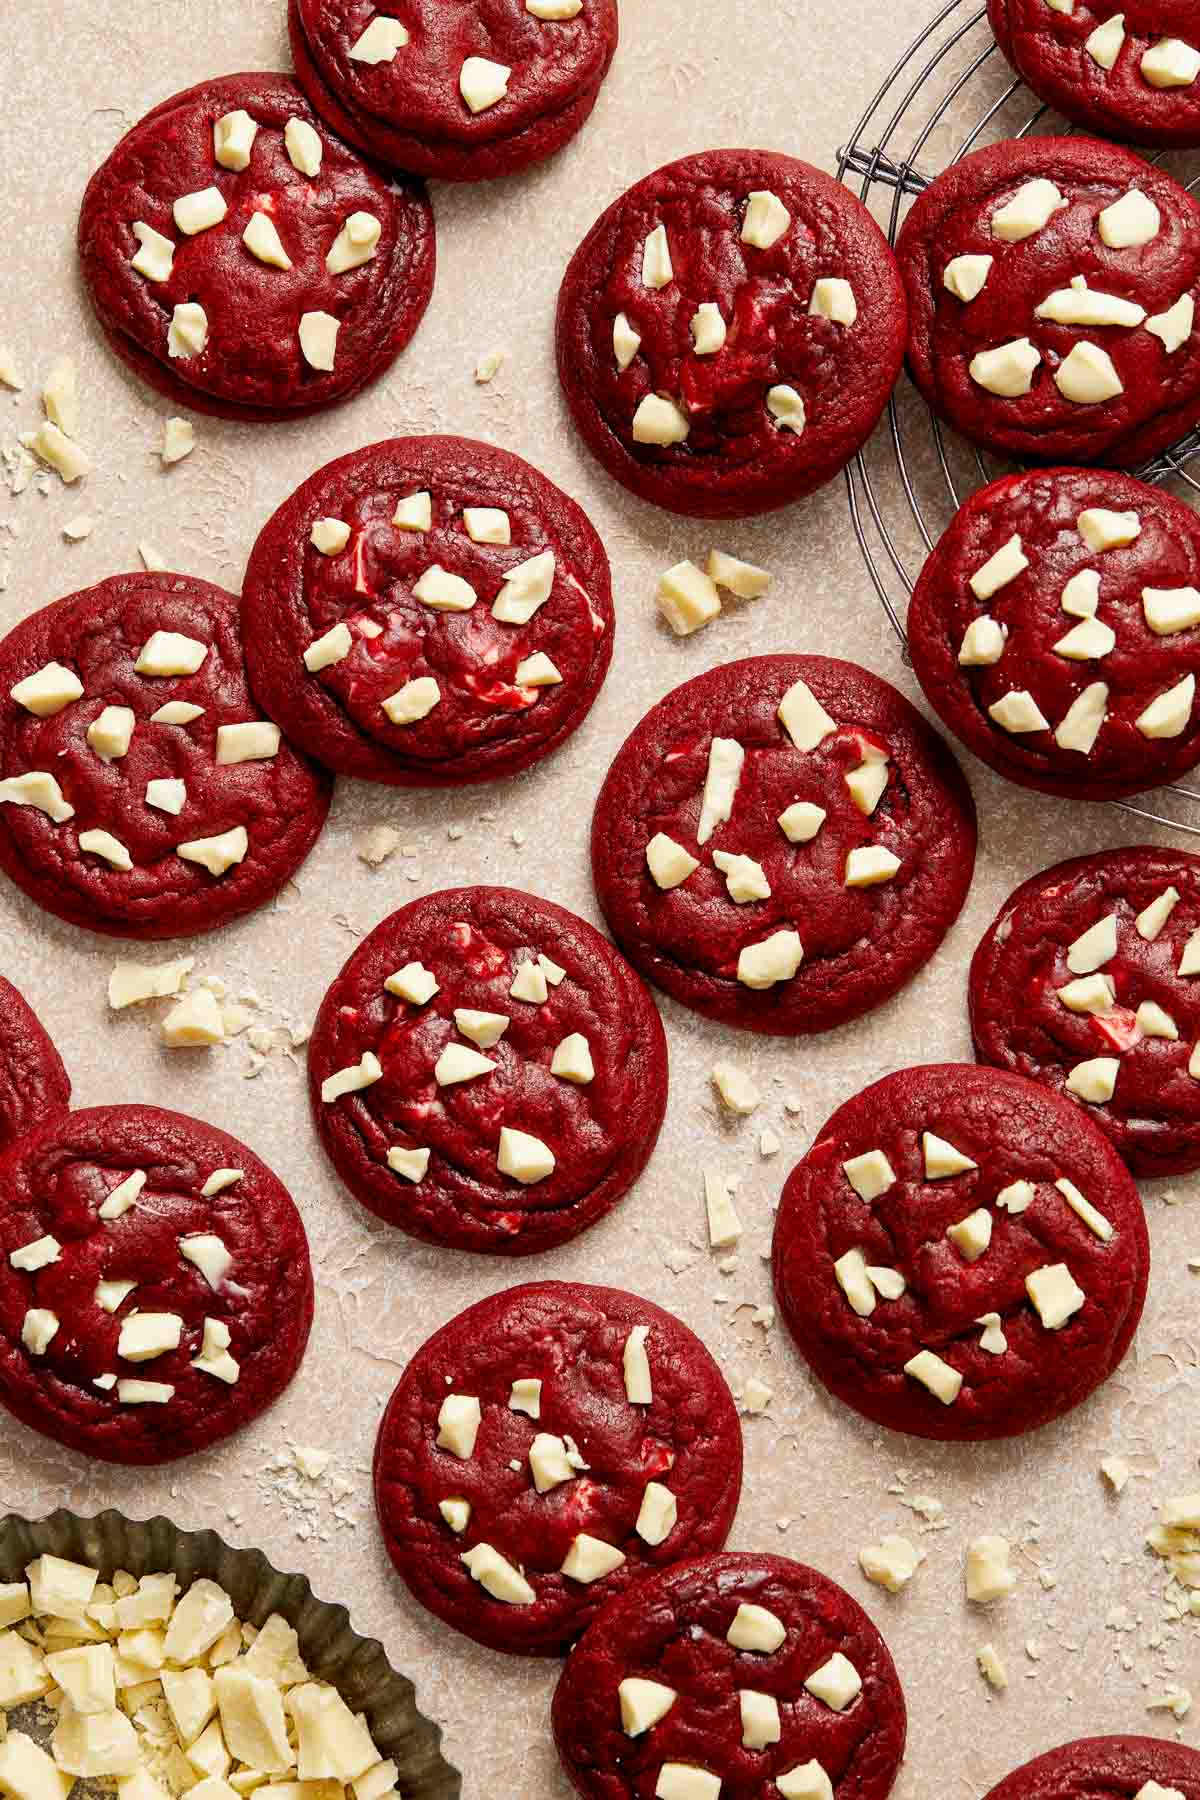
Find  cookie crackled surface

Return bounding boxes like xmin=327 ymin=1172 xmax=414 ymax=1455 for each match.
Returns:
xmin=980 ymin=1738 xmax=1200 ymax=1800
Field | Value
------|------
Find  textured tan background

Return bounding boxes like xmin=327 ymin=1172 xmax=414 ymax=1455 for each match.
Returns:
xmin=2 ymin=0 xmax=1199 ymax=1793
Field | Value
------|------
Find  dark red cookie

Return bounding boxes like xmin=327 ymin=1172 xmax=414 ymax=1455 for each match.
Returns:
xmin=241 ymin=437 xmax=614 ymax=788
xmin=552 ymin=1551 xmax=906 ymax=1800
xmin=896 ymin=136 xmax=1200 ymax=468
xmin=0 ymin=572 xmax=331 ymax=941
xmin=0 ymin=980 xmax=71 ymax=1157
xmin=591 ymin=655 xmax=976 ymax=1036
xmin=288 ymin=0 xmax=618 ymax=182
xmin=0 ymin=1076 xmax=313 ymax=1465
xmin=989 ymin=1 xmax=1200 ymax=150
xmin=79 ymin=73 xmax=435 ymax=421
xmin=773 ymin=1063 xmax=1149 ymax=1441
xmin=971 ymin=847 xmax=1200 ymax=1176
xmin=907 ymin=467 xmax=1200 ymax=801
xmin=983 ymin=1738 xmax=1200 ymax=1800
xmin=308 ymin=886 xmax=668 ymax=1254
xmin=374 ymin=1281 xmax=741 ymax=1656
xmin=556 ymin=149 xmax=908 ymax=519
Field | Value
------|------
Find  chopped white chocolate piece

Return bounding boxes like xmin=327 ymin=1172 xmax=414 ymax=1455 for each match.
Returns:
xmin=737 ymin=929 xmax=803 ymax=988
xmin=1054 ymin=616 xmax=1116 ymax=659
xmin=778 ymin=678 xmax=836 ymax=750
xmin=212 ymin=1667 xmax=290 ymax=1773
xmin=1098 ymin=189 xmax=1161 ymax=249
xmin=834 ymin=1248 xmax=876 ymax=1317
xmin=1062 ymin=569 xmax=1100 ymax=616
xmin=924 ymin=1131 xmax=977 ymax=1178
xmin=656 ymin=560 xmax=721 ymax=636
xmin=711 ymin=1060 xmax=760 ymax=1113
xmin=460 ymin=1544 xmax=534 ymax=1605
xmin=118 ymin=1312 xmax=183 ymax=1362
xmin=438 ymin=1499 xmax=470 ymax=1535
xmin=131 ymin=221 xmax=175 ymax=283
xmin=561 ymin=1535 xmax=625 ymax=1584
xmin=636 ymin=1482 xmax=677 ymax=1546
xmin=632 ymin=394 xmax=690 ymax=445
xmin=1026 ymin=1262 xmax=1086 ymax=1329
xmin=904 ymin=1349 xmax=962 ymax=1405
xmin=656 ymin=1767 xmax=720 ymax=1800
xmin=958 ymin=616 xmax=1008 ymax=665
xmin=707 ymin=551 xmax=770 ymax=598
xmin=349 ymin=16 xmax=410 ymax=62
xmin=25 ymin=423 xmax=90 ymax=482
xmin=809 ymin=276 xmax=858 ymax=324
xmin=713 ymin=849 xmax=770 ymax=903
xmin=1142 ymin=37 xmax=1200 ymax=87
xmin=454 ymin=1008 xmax=508 ymax=1048
xmin=969 ymin=338 xmax=1040 ymax=397
xmin=299 ymin=312 xmax=339 ymax=372
xmin=311 ymin=518 xmax=350 ymax=555
xmin=843 ymin=1148 xmax=896 ymax=1201
xmin=989 ymin=689 xmax=1050 ymax=734
xmin=46 ymin=1644 xmax=116 ymax=1714
xmin=1057 ymin=973 xmax=1115 ymax=1014
xmin=510 ymin=960 xmax=549 ymax=1003
xmin=704 ymin=1169 xmax=742 ymax=1248
xmin=993 ymin=178 xmax=1065 ymax=240
xmin=1067 ymin=913 xmax=1118 ymax=973
xmin=846 ymin=758 xmax=890 ymax=814
xmin=1136 ymin=886 xmax=1179 ymax=940
xmin=1143 ymin=586 xmax=1200 ymax=634
xmin=99 ymin=1169 xmax=146 ymax=1220
xmin=867 ymin=1266 xmax=906 ymax=1302
xmin=1086 ymin=11 xmax=1125 ymax=66
xmin=640 ymin=223 xmax=674 ymax=290
xmin=384 ymin=961 xmax=439 ymax=1005
xmin=947 ymin=1208 xmax=993 ymax=1261
xmin=697 ymin=736 xmax=745 ymax=844
xmin=805 ymin=1652 xmax=862 ymax=1711
xmin=623 ymin=1325 xmax=652 ymax=1404
xmin=52 ymin=1705 xmax=140 ymax=1778
xmin=160 ymin=417 xmax=194 ymax=465
xmin=320 ymin=1051 xmax=383 ymax=1103
xmin=0 ymin=772 xmax=74 ymax=822
xmin=176 ymin=826 xmax=248 ymax=877
xmin=180 ymin=1234 xmax=232 ymax=1289
xmin=152 ymin=700 xmax=204 ymax=724
xmin=462 ymin=506 xmax=510 ymax=546
xmin=859 ymin=1534 xmax=925 ymax=1592
xmin=304 ymin=623 xmax=353 ymax=672
xmin=382 ymin=676 xmax=441 ymax=725
xmin=742 ymin=190 xmax=791 ymax=249
xmin=436 ymin=1394 xmax=481 ymax=1460
xmin=529 ymin=1432 xmax=576 ymax=1493
xmin=943 ymin=253 xmax=994 ymax=302
xmin=434 ymin=1042 xmax=496 ymax=1086
xmin=971 ymin=534 xmax=1028 ymax=600
xmin=326 ymin=212 xmax=381 ymax=275
xmin=11 ymin=662 xmax=83 ymax=717
xmin=387 ymin=1146 xmax=429 ymax=1183
xmin=497 ymin=1126 xmax=555 ymax=1183
xmin=95 ymin=1279 xmax=137 ymax=1312
xmin=1136 ymin=999 xmax=1178 ymax=1040
xmin=739 ymin=1688 xmax=781 ymax=1750
xmin=460 ymin=53 xmax=511 ymax=110
xmin=35 ymin=360 xmax=72 ymax=435
xmin=550 ymin=1033 xmax=594 ymax=1083
xmin=10 ymin=1236 xmax=61 ymax=1272
xmin=978 ymin=1311 xmax=1008 ymax=1354
xmin=777 ymin=1763 xmax=835 ymax=1800
xmin=213 ymin=110 xmax=258 ymax=171
xmin=191 ymin=1318 xmax=239 ymax=1385
xmin=1035 ymin=277 xmax=1145 ymax=328
xmin=613 ymin=312 xmax=641 ymax=370
xmin=136 ymin=630 xmax=208 ymax=676
xmin=778 ymin=801 xmax=826 ymax=842
xmin=216 ymin=722 xmax=280 ymax=764
xmin=514 ymin=651 xmax=562 ymax=687
xmin=767 ymin=384 xmax=806 ymax=432
xmin=527 ymin=0 xmax=583 ymax=14
xmin=1078 ymin=507 xmax=1141 ymax=552
xmin=1137 ymin=673 xmax=1195 ymax=738
xmin=1066 ymin=1056 xmax=1119 ymax=1103
xmin=977 ymin=1643 xmax=1009 ymax=1690
xmin=1180 ymin=928 xmax=1200 ymax=975
xmin=844 ymin=845 xmax=901 ymax=887
xmin=1055 ymin=340 xmax=1123 ymax=404
xmin=1055 ymin=1175 xmax=1114 ymax=1240
xmin=508 ymin=1378 xmax=541 ymax=1420
xmin=691 ymin=303 xmax=727 ymax=355
xmin=1146 ymin=293 xmax=1194 ymax=354
xmin=285 ymin=117 xmax=323 ymax=175
xmin=1055 ymin=681 xmax=1109 ymax=754
xmin=288 ymin=1683 xmax=376 ymax=1782
xmin=174 ymin=188 xmax=227 ymax=235
xmin=726 ymin=1601 xmax=785 ymax=1653
xmin=392 ymin=490 xmax=432 ymax=532
xmin=22 ymin=1309 xmax=59 ymax=1355
xmin=618 ymin=1677 xmax=676 ymax=1738
xmin=493 ymin=550 xmax=556 ymax=623
xmin=965 ymin=1535 xmax=1018 ymax=1605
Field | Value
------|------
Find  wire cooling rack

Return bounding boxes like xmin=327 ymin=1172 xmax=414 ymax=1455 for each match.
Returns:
xmin=835 ymin=0 xmax=1200 ymax=836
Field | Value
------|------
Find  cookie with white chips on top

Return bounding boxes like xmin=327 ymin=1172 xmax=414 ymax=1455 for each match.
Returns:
xmin=591 ymin=655 xmax=976 ymax=1035
xmin=374 ymin=1281 xmax=741 ymax=1654
xmin=241 ymin=437 xmax=614 ymax=787
xmin=908 ymin=468 xmax=1200 ymax=800
xmin=896 ymin=136 xmax=1200 ymax=467
xmin=773 ymin=1063 xmax=1149 ymax=1441
xmin=0 ymin=979 xmax=313 ymax=1464
xmin=981 ymin=1737 xmax=1200 ymax=1800
xmin=556 ymin=149 xmax=908 ymax=518
xmin=308 ymin=887 xmax=668 ymax=1254
xmin=552 ymin=1551 xmax=906 ymax=1800
xmin=79 ymin=72 xmax=434 ymax=421
xmin=0 ymin=572 xmax=331 ymax=939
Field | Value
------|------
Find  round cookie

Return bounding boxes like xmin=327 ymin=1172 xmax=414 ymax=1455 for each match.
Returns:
xmin=556 ymin=149 xmax=908 ymax=518
xmin=0 ymin=979 xmax=70 ymax=1156
xmin=79 ymin=73 xmax=435 ymax=421
xmin=0 ymin=1098 xmax=313 ymax=1465
xmin=591 ymin=655 xmax=976 ymax=1036
xmin=907 ymin=467 xmax=1200 ymax=801
xmin=373 ymin=1281 xmax=741 ymax=1655
xmin=982 ymin=1738 xmax=1200 ymax=1800
xmin=971 ymin=847 xmax=1200 ymax=1176
xmin=0 ymin=572 xmax=331 ymax=940
xmin=241 ymin=437 xmax=614 ymax=787
xmin=552 ymin=1551 xmax=907 ymax=1800
xmin=989 ymin=2 xmax=1200 ymax=150
xmin=895 ymin=136 xmax=1200 ymax=468
xmin=772 ymin=1063 xmax=1149 ymax=1441
xmin=308 ymin=886 xmax=668 ymax=1254
xmin=288 ymin=0 xmax=619 ymax=182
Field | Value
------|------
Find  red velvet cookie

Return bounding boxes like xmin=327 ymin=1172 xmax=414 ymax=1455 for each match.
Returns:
xmin=288 ymin=0 xmax=618 ymax=182
xmin=0 ymin=979 xmax=71 ymax=1157
xmin=896 ymin=137 xmax=1200 ymax=467
xmin=0 ymin=573 xmax=331 ymax=940
xmin=79 ymin=73 xmax=435 ymax=421
xmin=374 ymin=1281 xmax=741 ymax=1655
xmin=0 ymin=988 xmax=313 ymax=1465
xmin=773 ymin=1064 xmax=1149 ymax=1441
xmin=989 ymin=2 xmax=1200 ymax=149
xmin=241 ymin=437 xmax=614 ymax=787
xmin=982 ymin=1738 xmax=1200 ymax=1800
xmin=591 ymin=655 xmax=976 ymax=1036
xmin=308 ymin=887 xmax=668 ymax=1254
xmin=556 ymin=149 xmax=908 ymax=519
xmin=971 ymin=847 xmax=1200 ymax=1176
xmin=552 ymin=1551 xmax=907 ymax=1800
xmin=907 ymin=468 xmax=1200 ymax=801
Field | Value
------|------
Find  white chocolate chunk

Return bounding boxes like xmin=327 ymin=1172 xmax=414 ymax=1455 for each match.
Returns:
xmin=438 ymin=1499 xmax=470 ymax=1536
xmin=1142 ymin=37 xmax=1200 ymax=87
xmin=742 ymin=189 xmax=791 ymax=249
xmin=834 ymin=1247 xmax=876 ymax=1317
xmin=1056 ymin=1175 xmax=1114 ymax=1240
xmin=176 ymin=826 xmax=248 ymax=877
xmin=966 ymin=1535 xmax=1018 ymax=1603
xmin=767 ymin=384 xmax=806 ymax=432
xmin=959 ymin=616 xmax=1008 ymax=665
xmin=87 ymin=706 xmax=136 ymax=762
xmin=304 ymin=623 xmax=354 ymax=672
xmin=845 ymin=845 xmax=901 ymax=887
xmin=299 ymin=312 xmax=339 ymax=372
xmin=613 ymin=312 xmax=641 ymax=370
xmin=1056 ymin=682 xmax=1109 ymax=753
xmin=198 ymin=1168 xmax=242 ymax=1199
xmin=697 ymin=736 xmax=745 ymax=844
xmin=174 ymin=188 xmax=227 ymax=235
xmin=1062 ymin=569 xmax=1101 ymax=616
xmin=497 ymin=1126 xmax=555 ymax=1183
xmin=460 ymin=1544 xmax=534 ymax=1605
xmin=1066 ymin=1056 xmax=1119 ymax=1103
xmin=0 ymin=772 xmax=74 ymax=822
xmin=454 ymin=1008 xmax=508 ymax=1048
xmin=778 ymin=800 xmax=826 ymax=842
xmin=349 ymin=16 xmax=410 ymax=62
xmin=1053 ymin=616 xmax=1116 ymax=659
xmin=809 ymin=277 xmax=857 ymax=325
xmin=79 ymin=828 xmax=132 ymax=869
xmin=289 ymin=1682 xmax=376 ymax=1781
xmin=21 ymin=1309 xmax=59 ymax=1355
xmin=436 ymin=1394 xmax=481 ymax=1459
xmin=943 ymin=253 xmax=994 ymax=302
xmin=382 ymin=676 xmax=441 ymax=725
xmin=1086 ymin=11 xmax=1126 ymax=67
xmin=711 ymin=1060 xmax=760 ymax=1113
xmin=632 ymin=394 xmax=690 ymax=445
xmin=11 ymin=662 xmax=83 ymax=716
xmin=216 ymin=721 xmax=280 ymax=764
xmin=739 ymin=1689 xmax=781 ymax=1750
xmin=704 ymin=1169 xmax=742 ymax=1249
xmin=510 ymin=960 xmax=548 ymax=1003
xmin=642 ymin=224 xmax=674 ymax=287
xmin=463 ymin=506 xmax=510 ymax=546
xmin=529 ymin=1432 xmax=576 ymax=1493
xmin=10 ymin=1236 xmax=61 ymax=1272
xmin=493 ymin=550 xmax=556 ymax=623
xmin=285 ymin=117 xmax=323 ymax=176
xmin=387 ymin=1146 xmax=429 ymax=1182
xmin=992 ymin=178 xmax=1065 ymax=240
xmin=636 ymin=1482 xmax=677 ymax=1546
xmin=152 ymin=700 xmax=205 ymax=724
xmin=180 ymin=1234 xmax=232 ymax=1289
xmin=385 ymin=961 xmax=439 ymax=1005
xmin=623 ymin=1325 xmax=652 ymax=1404
xmin=1137 ymin=998 xmax=1178 ymax=1040
xmin=1057 ymin=972 xmax=1115 ymax=1013
xmin=859 ymin=1534 xmax=925 ymax=1592
xmin=727 ymin=1601 xmax=785 ymax=1653
xmin=320 ymin=1051 xmax=383 ymax=1103
xmin=414 ymin=565 xmax=477 ymax=612
xmin=160 ymin=416 xmax=194 ymax=465
xmin=805 ymin=1653 xmax=862 ymax=1711
xmin=924 ymin=1131 xmax=977 ymax=1178
xmin=866 ymin=1265 xmax=907 ymax=1300
xmin=131 ymin=221 xmax=175 ymax=282
xmin=1055 ymin=341 xmax=1123 ymax=404
xmin=947 ymin=1208 xmax=993 ymax=1262
xmin=656 ymin=1767 xmax=720 ymax=1800
xmin=843 ymin=1148 xmax=896 ymax=1201
xmin=213 ymin=110 xmax=258 ymax=171
xmin=656 ymin=560 xmax=721 ymax=636
xmin=713 ymin=849 xmax=770 ymax=902
xmin=970 ymin=338 xmax=1040 ymax=397
xmin=136 ymin=630 xmax=208 ymax=676
xmin=778 ymin=1763 xmax=835 ymax=1800
xmin=1137 ymin=886 xmax=1180 ymax=939
xmin=434 ymin=1042 xmax=496 ymax=1086
xmin=1035 ymin=277 xmax=1145 ymax=328
xmin=161 ymin=989 xmax=224 ymax=1047
xmin=618 ymin=1678 xmax=676 ymax=1737
xmin=25 ymin=422 xmax=89 ymax=482
xmin=1144 ymin=586 xmax=1200 ymax=634
xmin=971 ymin=535 xmax=1028 ymax=600
xmin=515 ymin=651 xmax=562 ymax=687
xmin=904 ymin=1349 xmax=962 ymax=1405
xmin=393 ymin=491 xmax=432 ymax=531
xmin=778 ymin=677 xmax=836 ymax=750
xmin=460 ymin=52 xmax=511 ymax=110
xmin=99 ymin=1169 xmax=146 ymax=1220
xmin=1180 ymin=928 xmax=1200 ymax=975
xmin=707 ymin=550 xmax=770 ymax=598
xmin=561 ymin=1535 xmax=625 ymax=1583
xmin=311 ymin=517 xmax=350 ymax=555
xmin=690 ymin=303 xmax=727 ymax=355
xmin=1099 ymin=189 xmax=1161 ymax=249
xmin=737 ymin=928 xmax=803 ymax=988
xmin=978 ymin=1312 xmax=1009 ymax=1353
xmin=1026 ymin=1262 xmax=1085 ymax=1329
xmin=118 ymin=1312 xmax=183 ymax=1362
xmin=551 ymin=1033 xmax=594 ymax=1083
xmin=527 ymin=0 xmax=583 ymax=14
xmin=52 ymin=1705 xmax=139 ymax=1778
xmin=1146 ymin=293 xmax=1194 ymax=354
xmin=509 ymin=1377 xmax=541 ymax=1419
xmin=989 ymin=689 xmax=1049 ymax=734
xmin=46 ymin=1644 xmax=116 ymax=1714
xmin=326 ymin=212 xmax=381 ymax=275
xmin=1137 ymin=673 xmax=1195 ymax=738
xmin=212 ymin=1667 xmax=289 ymax=1771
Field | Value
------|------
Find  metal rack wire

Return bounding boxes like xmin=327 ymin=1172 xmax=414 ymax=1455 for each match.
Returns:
xmin=835 ymin=0 xmax=1200 ymax=836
